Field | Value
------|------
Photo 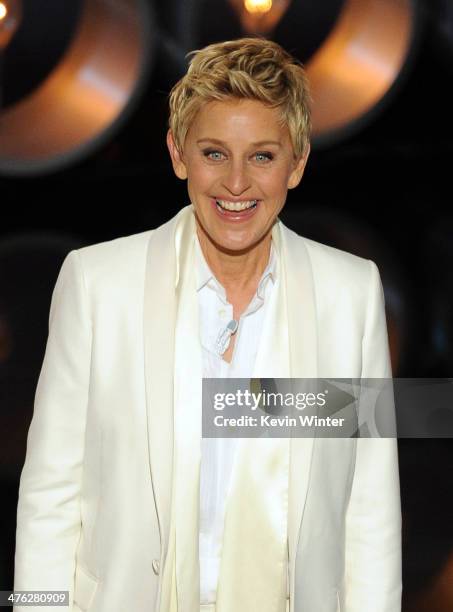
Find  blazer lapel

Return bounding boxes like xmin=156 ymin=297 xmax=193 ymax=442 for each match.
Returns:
xmin=279 ymin=222 xmax=319 ymax=610
xmin=143 ymin=205 xmax=200 ymax=612
xmin=143 ymin=212 xmax=180 ymax=556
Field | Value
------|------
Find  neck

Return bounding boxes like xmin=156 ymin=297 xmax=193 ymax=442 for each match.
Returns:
xmin=196 ymin=223 xmax=273 ymax=300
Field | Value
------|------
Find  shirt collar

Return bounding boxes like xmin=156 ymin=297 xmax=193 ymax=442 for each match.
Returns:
xmin=194 ymin=232 xmax=277 ymax=298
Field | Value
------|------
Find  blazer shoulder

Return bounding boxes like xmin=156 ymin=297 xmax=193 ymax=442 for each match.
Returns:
xmin=70 ymin=228 xmax=155 ymax=297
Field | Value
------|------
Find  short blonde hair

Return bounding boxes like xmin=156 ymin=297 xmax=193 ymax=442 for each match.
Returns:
xmin=168 ymin=37 xmax=312 ymax=158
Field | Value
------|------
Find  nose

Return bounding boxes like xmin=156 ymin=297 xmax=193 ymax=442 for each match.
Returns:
xmin=222 ymin=160 xmax=251 ymax=197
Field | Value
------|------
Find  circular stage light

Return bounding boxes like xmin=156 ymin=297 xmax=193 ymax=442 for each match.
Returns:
xmin=0 ymin=0 xmax=155 ymax=176
xmin=306 ymin=0 xmax=421 ymax=147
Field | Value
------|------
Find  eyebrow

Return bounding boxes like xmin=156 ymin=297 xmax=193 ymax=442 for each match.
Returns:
xmin=196 ymin=138 xmax=282 ymax=148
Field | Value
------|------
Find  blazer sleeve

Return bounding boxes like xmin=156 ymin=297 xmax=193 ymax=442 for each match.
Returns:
xmin=342 ymin=260 xmax=402 ymax=612
xmin=14 ymin=249 xmax=92 ymax=612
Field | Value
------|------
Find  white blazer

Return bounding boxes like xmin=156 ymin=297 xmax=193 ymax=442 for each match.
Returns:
xmin=14 ymin=206 xmax=402 ymax=612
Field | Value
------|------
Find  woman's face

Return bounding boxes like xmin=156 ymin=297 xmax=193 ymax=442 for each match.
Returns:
xmin=167 ymin=98 xmax=310 ymax=253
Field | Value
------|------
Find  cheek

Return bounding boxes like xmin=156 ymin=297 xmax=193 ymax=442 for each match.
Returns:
xmin=187 ymin=162 xmax=217 ymax=193
xmin=260 ymin=169 xmax=291 ymax=200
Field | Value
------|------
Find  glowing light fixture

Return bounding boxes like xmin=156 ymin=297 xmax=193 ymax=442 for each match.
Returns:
xmin=0 ymin=0 xmax=22 ymax=50
xmin=229 ymin=0 xmax=290 ymax=34
xmin=244 ymin=0 xmax=273 ymax=14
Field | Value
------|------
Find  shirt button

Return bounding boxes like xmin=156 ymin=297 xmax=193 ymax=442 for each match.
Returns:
xmin=219 ymin=309 xmax=226 ymax=317
xmin=152 ymin=559 xmax=160 ymax=575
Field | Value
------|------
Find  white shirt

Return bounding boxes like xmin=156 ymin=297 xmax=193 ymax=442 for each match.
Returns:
xmin=195 ymin=234 xmax=277 ymax=604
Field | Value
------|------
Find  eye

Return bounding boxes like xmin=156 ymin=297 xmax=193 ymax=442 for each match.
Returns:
xmin=254 ymin=151 xmax=274 ymax=163
xmin=203 ymin=149 xmax=226 ymax=161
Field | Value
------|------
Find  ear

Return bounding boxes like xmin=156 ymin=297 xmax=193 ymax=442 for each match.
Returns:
xmin=166 ymin=129 xmax=188 ymax=180
xmin=287 ymin=142 xmax=310 ymax=190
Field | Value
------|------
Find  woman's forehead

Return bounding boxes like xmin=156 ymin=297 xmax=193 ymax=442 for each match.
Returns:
xmin=188 ymin=98 xmax=290 ymax=144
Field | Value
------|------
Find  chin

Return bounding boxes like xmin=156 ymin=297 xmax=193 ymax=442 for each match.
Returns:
xmin=214 ymin=232 xmax=264 ymax=254
xmin=196 ymin=213 xmax=267 ymax=254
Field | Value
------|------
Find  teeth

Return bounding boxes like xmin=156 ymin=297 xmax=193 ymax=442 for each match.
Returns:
xmin=216 ymin=199 xmax=257 ymax=211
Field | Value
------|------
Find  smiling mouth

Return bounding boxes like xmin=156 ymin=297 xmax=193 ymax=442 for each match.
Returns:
xmin=215 ymin=199 xmax=258 ymax=212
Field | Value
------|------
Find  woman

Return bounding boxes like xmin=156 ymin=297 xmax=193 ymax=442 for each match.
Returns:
xmin=14 ymin=38 xmax=402 ymax=612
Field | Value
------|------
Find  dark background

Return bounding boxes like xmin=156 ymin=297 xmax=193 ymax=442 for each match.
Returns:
xmin=1 ymin=0 xmax=453 ymax=609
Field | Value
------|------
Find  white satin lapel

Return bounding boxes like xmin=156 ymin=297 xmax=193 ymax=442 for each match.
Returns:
xmin=173 ymin=209 xmax=202 ymax=612
xmin=143 ymin=216 xmax=177 ymax=559
xmin=278 ymin=221 xmax=319 ymax=612
xmin=280 ymin=223 xmax=318 ymax=378
xmin=143 ymin=206 xmax=193 ymax=562
xmin=252 ymin=228 xmax=289 ymax=379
